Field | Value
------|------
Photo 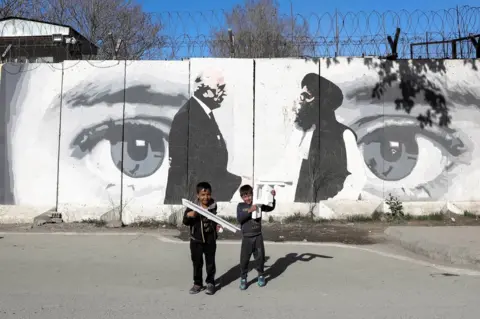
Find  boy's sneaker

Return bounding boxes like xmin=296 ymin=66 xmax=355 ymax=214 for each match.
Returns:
xmin=239 ymin=278 xmax=247 ymax=290
xmin=257 ymin=276 xmax=266 ymax=287
xmin=205 ymin=283 xmax=215 ymax=295
xmin=189 ymin=284 xmax=203 ymax=294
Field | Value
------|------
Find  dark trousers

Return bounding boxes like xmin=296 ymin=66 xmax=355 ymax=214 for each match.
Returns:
xmin=240 ymin=234 xmax=265 ymax=279
xmin=190 ymin=240 xmax=216 ymax=286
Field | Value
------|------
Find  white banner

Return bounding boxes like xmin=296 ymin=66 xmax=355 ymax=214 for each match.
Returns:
xmin=182 ymin=199 xmax=241 ymax=233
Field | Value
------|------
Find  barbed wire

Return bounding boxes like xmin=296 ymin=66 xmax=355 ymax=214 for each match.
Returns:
xmin=0 ymin=5 xmax=479 ymax=62
xmin=155 ymin=6 xmax=480 ymax=58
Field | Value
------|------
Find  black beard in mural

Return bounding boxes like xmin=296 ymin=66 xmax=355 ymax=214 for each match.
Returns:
xmin=164 ymin=71 xmax=242 ymax=204
xmin=294 ymin=73 xmax=357 ymax=202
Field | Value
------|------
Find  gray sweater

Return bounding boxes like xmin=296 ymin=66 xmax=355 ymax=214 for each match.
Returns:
xmin=236 ymin=200 xmax=276 ymax=237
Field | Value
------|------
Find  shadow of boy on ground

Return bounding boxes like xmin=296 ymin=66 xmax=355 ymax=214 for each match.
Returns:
xmin=259 ymin=253 xmax=333 ymax=286
xmin=215 ymin=256 xmax=271 ymax=290
xmin=216 ymin=252 xmax=333 ymax=289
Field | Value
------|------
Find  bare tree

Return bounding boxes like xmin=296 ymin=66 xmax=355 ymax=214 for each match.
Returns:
xmin=0 ymin=0 xmax=27 ymax=17
xmin=0 ymin=0 xmax=45 ymax=18
xmin=1 ymin=0 xmax=164 ymax=59
xmin=209 ymin=0 xmax=314 ymax=58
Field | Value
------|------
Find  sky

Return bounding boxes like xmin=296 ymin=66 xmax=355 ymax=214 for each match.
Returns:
xmin=137 ymin=0 xmax=480 ymax=58
xmin=141 ymin=0 xmax=477 ymax=14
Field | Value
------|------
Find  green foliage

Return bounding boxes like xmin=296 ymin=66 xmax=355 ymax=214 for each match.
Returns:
xmin=385 ymin=193 xmax=404 ymax=218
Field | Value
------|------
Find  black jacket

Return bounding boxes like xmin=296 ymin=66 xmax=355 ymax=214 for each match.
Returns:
xmin=236 ymin=200 xmax=276 ymax=237
xmin=182 ymin=199 xmax=218 ymax=244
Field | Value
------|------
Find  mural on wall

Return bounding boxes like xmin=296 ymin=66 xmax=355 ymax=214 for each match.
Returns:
xmin=57 ymin=61 xmax=191 ymax=212
xmin=122 ymin=61 xmax=189 ymax=212
xmin=254 ymin=59 xmax=359 ymax=203
xmin=321 ymin=58 xmax=479 ymax=202
xmin=254 ymin=57 xmax=480 ymax=203
xmin=165 ymin=58 xmax=253 ymax=204
xmin=0 ymin=63 xmax=62 ymax=207
xmin=293 ymin=72 xmax=356 ymax=202
xmin=1 ymin=57 xmax=480 ymax=215
xmin=58 ymin=61 xmax=126 ymax=211
xmin=164 ymin=65 xmax=241 ymax=203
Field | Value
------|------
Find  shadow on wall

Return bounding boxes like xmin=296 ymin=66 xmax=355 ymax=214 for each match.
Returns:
xmin=334 ymin=57 xmax=478 ymax=201
xmin=325 ymin=57 xmax=478 ymax=128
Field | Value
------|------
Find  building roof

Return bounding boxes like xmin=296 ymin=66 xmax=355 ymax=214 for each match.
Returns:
xmin=0 ymin=16 xmax=99 ymax=49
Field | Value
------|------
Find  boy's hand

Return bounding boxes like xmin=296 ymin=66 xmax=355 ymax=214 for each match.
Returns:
xmin=248 ymin=205 xmax=257 ymax=213
xmin=186 ymin=211 xmax=197 ymax=218
xmin=271 ymin=189 xmax=276 ymax=196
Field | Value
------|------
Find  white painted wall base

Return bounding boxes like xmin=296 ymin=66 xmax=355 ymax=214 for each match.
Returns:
xmin=57 ymin=204 xmax=115 ymax=223
xmin=122 ymin=204 xmax=185 ymax=226
xmin=1 ymin=201 xmax=479 ymax=225
xmin=0 ymin=205 xmax=55 ymax=224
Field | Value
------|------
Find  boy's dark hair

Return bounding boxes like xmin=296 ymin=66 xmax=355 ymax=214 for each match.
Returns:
xmin=239 ymin=184 xmax=253 ymax=197
xmin=196 ymin=181 xmax=212 ymax=194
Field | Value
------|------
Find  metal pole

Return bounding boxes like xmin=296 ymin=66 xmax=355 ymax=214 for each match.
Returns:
xmin=335 ymin=9 xmax=339 ymax=57
xmin=228 ymin=29 xmax=234 ymax=58
xmin=425 ymin=32 xmax=429 ymax=59
xmin=108 ymin=32 xmax=116 ymax=60
xmin=290 ymin=1 xmax=296 ymax=55
xmin=456 ymin=5 xmax=464 ymax=58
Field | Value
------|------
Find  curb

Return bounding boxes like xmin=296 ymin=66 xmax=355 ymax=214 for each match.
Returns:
xmin=384 ymin=227 xmax=480 ymax=269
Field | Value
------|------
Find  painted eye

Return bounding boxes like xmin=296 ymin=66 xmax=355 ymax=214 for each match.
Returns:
xmin=69 ymin=116 xmax=171 ymax=179
xmin=112 ymin=123 xmax=166 ymax=178
xmin=352 ymin=114 xmax=468 ymax=198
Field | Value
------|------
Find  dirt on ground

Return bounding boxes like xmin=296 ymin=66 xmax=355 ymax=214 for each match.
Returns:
xmin=174 ymin=222 xmax=386 ymax=244
xmin=175 ymin=213 xmax=480 ymax=244
xmin=0 ymin=221 xmax=384 ymax=245
xmin=1 ymin=213 xmax=479 ymax=245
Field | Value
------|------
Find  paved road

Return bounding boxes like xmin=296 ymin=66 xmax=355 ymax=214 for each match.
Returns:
xmin=1 ymin=233 xmax=479 ymax=319
xmin=385 ymin=226 xmax=480 ymax=269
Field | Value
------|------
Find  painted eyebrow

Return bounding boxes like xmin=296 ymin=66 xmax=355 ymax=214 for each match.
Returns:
xmin=344 ymin=83 xmax=479 ymax=108
xmin=63 ymin=84 xmax=187 ymax=108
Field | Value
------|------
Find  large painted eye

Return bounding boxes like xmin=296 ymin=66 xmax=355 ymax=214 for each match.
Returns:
xmin=69 ymin=116 xmax=171 ymax=179
xmin=351 ymin=114 xmax=468 ymax=199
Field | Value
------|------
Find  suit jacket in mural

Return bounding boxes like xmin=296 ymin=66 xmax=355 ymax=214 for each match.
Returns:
xmin=164 ymin=97 xmax=241 ymax=204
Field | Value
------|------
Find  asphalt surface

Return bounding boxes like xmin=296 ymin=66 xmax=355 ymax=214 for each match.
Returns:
xmin=1 ymin=233 xmax=480 ymax=319
xmin=385 ymin=226 xmax=480 ymax=269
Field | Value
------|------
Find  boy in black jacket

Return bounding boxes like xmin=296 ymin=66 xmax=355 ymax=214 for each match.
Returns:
xmin=183 ymin=181 xmax=220 ymax=295
xmin=236 ymin=184 xmax=276 ymax=290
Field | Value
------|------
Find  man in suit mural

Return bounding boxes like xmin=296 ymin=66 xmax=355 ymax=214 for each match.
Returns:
xmin=164 ymin=68 xmax=242 ymax=204
xmin=294 ymin=73 xmax=357 ymax=203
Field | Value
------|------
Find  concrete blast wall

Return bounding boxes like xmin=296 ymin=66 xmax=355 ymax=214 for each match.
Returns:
xmin=1 ymin=58 xmax=479 ymax=223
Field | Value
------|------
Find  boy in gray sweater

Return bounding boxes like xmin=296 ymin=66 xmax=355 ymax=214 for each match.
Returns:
xmin=236 ymin=184 xmax=276 ymax=290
